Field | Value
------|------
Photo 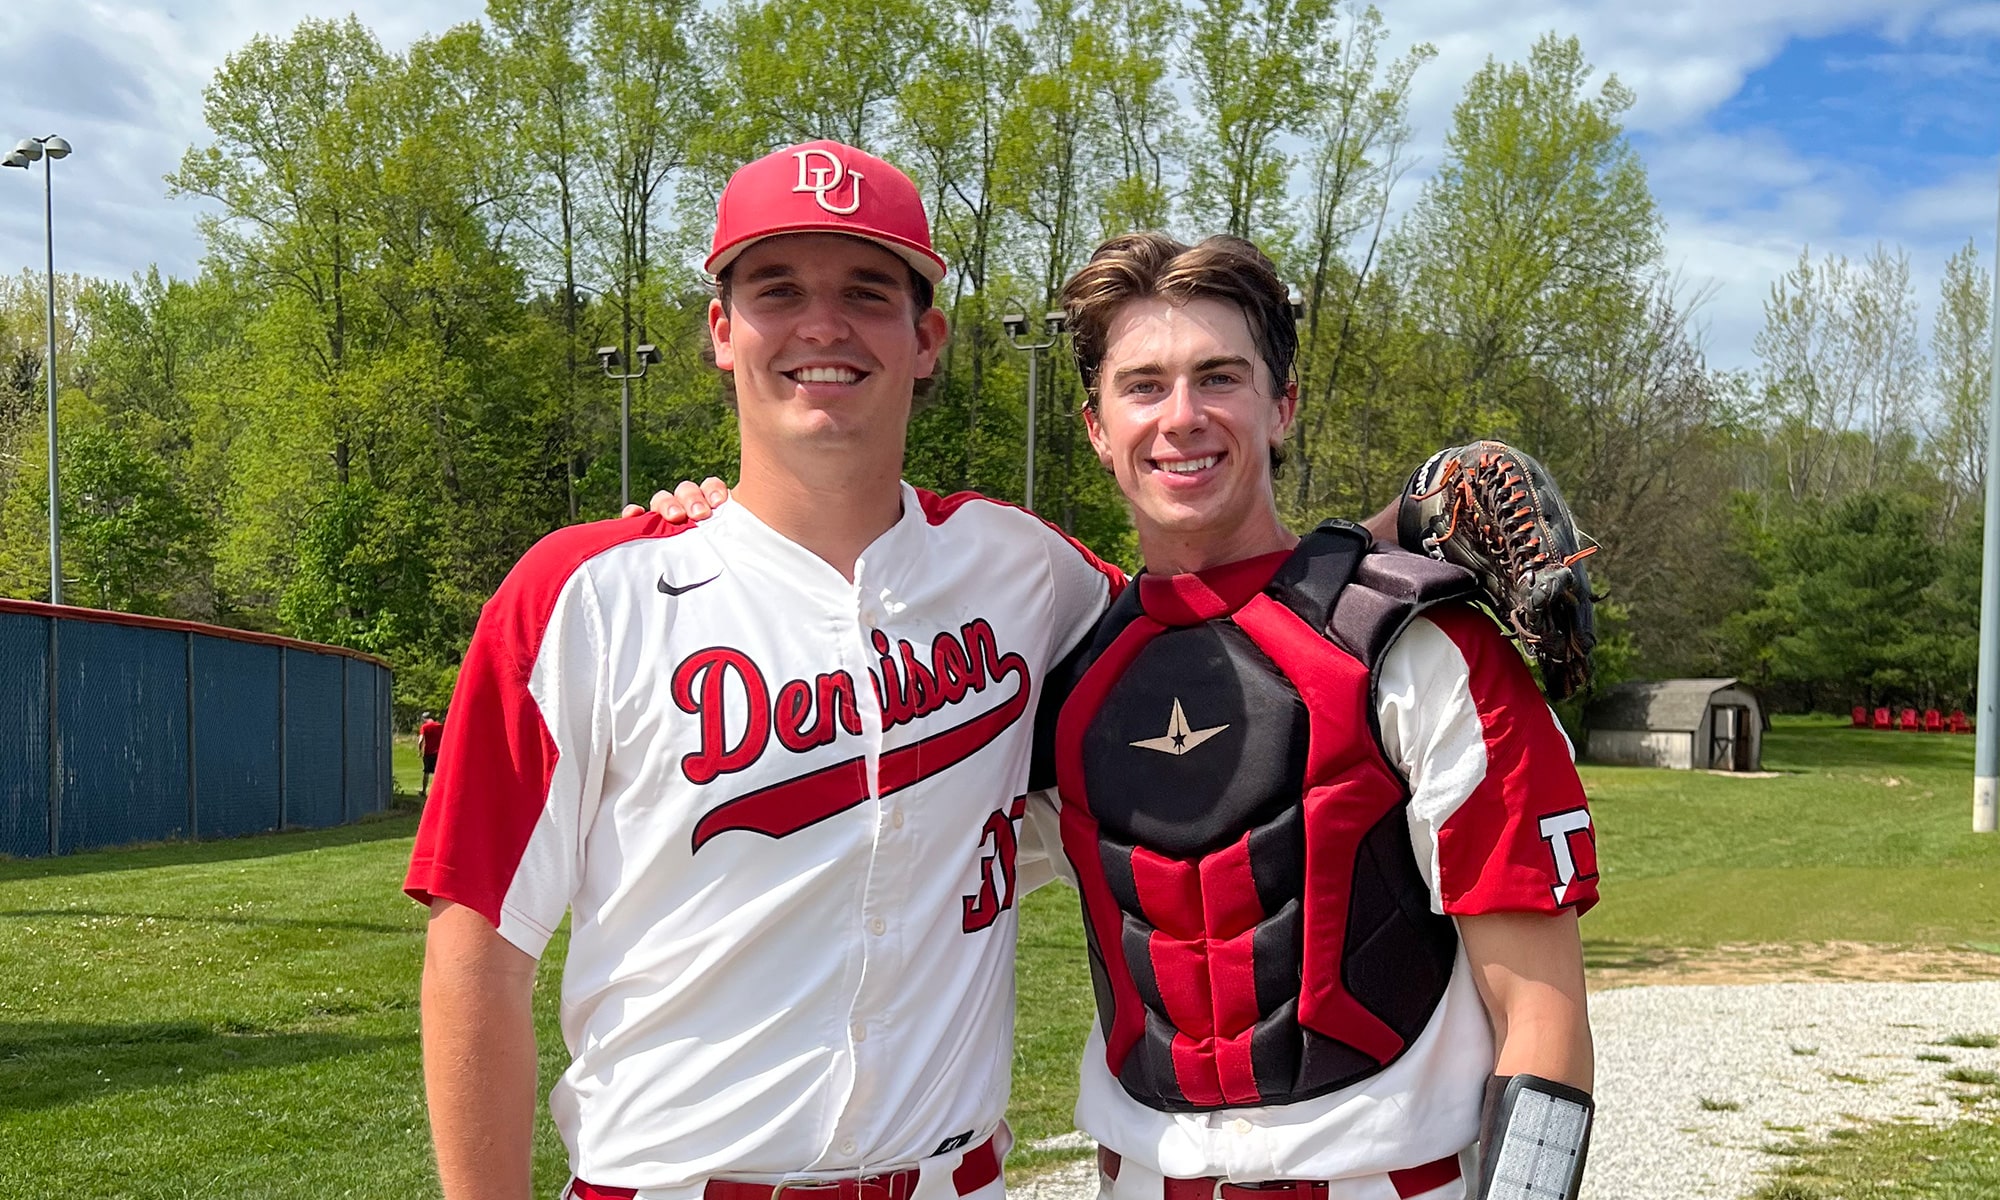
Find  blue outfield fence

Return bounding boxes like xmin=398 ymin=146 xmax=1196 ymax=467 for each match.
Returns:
xmin=0 ymin=600 xmax=395 ymax=858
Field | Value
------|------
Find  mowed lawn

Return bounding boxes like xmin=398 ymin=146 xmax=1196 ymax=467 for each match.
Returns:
xmin=3 ymin=717 xmax=1998 ymax=1194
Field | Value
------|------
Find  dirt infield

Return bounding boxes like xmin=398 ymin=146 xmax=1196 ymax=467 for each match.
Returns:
xmin=1587 ymin=941 xmax=2000 ymax=990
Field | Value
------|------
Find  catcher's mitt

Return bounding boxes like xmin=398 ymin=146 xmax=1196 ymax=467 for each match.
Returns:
xmin=1396 ymin=441 xmax=1600 ymax=699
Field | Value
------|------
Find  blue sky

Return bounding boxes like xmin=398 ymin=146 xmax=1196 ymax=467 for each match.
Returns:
xmin=0 ymin=0 xmax=1995 ymax=371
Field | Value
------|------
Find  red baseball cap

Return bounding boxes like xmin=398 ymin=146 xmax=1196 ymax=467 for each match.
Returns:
xmin=706 ymin=140 xmax=947 ymax=286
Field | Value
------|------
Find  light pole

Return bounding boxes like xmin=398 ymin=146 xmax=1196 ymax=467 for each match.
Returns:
xmin=1974 ymin=159 xmax=2000 ymax=833
xmin=1001 ymin=310 xmax=1066 ymax=513
xmin=3 ymin=134 xmax=71 ymax=606
xmin=596 ymin=343 xmax=661 ymax=511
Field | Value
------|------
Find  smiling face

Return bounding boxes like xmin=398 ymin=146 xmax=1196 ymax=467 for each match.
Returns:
xmin=1083 ymin=295 xmax=1297 ymax=574
xmin=709 ymin=233 xmax=948 ymax=460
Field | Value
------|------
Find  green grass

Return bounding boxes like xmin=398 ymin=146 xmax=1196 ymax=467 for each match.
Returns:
xmin=5 ymin=714 xmax=2000 ymax=1193
xmin=0 ymin=815 xmax=577 ymax=1196
xmin=1581 ymin=715 xmax=2000 ymax=953
xmin=1751 ymin=1116 xmax=2000 ymax=1198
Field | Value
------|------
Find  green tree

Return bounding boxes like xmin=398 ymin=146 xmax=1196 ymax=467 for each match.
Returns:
xmin=1398 ymin=33 xmax=1661 ymax=447
xmin=56 ymin=423 xmax=211 ymax=614
xmin=1928 ymin=240 xmax=1991 ymax=525
xmin=1183 ymin=0 xmax=1338 ymax=243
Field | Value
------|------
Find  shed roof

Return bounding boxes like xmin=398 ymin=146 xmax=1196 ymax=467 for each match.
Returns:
xmin=1583 ymin=678 xmax=1744 ymax=733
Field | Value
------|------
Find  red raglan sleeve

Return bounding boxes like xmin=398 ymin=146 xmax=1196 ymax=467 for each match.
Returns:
xmin=1377 ymin=602 xmax=1599 ymax=916
xmin=404 ymin=526 xmax=615 ymax=957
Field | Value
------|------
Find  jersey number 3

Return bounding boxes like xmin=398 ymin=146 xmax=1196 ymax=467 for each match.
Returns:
xmin=962 ymin=796 xmax=1027 ymax=932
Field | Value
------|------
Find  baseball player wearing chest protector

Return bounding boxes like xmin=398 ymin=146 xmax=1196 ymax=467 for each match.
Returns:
xmin=1036 ymin=234 xmax=1597 ymax=1200
xmin=652 ymin=227 xmax=1599 ymax=1200
xmin=408 ymin=141 xmax=1121 ymax=1200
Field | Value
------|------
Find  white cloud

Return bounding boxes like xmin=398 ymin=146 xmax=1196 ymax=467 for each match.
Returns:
xmin=1932 ymin=2 xmax=2000 ymax=37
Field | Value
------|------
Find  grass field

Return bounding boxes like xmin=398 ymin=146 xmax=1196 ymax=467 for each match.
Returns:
xmin=3 ymin=716 xmax=1998 ymax=1195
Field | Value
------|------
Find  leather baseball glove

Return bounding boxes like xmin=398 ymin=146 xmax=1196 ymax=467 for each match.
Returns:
xmin=1396 ymin=441 xmax=1600 ymax=699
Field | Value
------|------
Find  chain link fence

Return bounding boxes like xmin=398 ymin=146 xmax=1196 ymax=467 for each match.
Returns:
xmin=0 ymin=600 xmax=393 ymax=858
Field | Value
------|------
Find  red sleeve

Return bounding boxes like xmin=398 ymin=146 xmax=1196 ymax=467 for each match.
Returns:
xmin=1424 ymin=604 xmax=1598 ymax=916
xmin=404 ymin=514 xmax=691 ymax=939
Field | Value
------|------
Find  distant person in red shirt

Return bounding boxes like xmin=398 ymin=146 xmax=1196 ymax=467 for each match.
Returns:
xmin=418 ymin=712 xmax=445 ymax=801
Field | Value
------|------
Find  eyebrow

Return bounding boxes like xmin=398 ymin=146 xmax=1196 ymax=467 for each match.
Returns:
xmin=1108 ymin=354 xmax=1253 ymax=388
xmin=740 ymin=263 xmax=907 ymax=292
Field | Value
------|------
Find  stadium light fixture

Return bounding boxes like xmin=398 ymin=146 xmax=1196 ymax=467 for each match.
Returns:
xmin=4 ymin=134 xmax=71 ymax=605
xmin=1001 ymin=310 xmax=1067 ymax=513
xmin=600 ymin=343 xmax=663 ymax=510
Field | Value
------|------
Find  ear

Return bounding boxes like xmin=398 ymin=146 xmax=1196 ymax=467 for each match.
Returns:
xmin=709 ymin=297 xmax=734 ymax=372
xmin=1083 ymin=401 xmax=1114 ymax=470
xmin=913 ymin=305 xmax=950 ymax=378
xmin=1272 ymin=379 xmax=1298 ymax=445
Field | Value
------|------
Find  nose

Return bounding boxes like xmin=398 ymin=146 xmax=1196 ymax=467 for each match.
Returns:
xmin=1158 ymin=377 xmax=1204 ymax=435
xmin=794 ymin=292 xmax=851 ymax=344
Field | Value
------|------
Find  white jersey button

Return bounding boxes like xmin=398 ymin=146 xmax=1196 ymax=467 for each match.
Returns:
xmin=890 ymin=807 xmax=906 ymax=829
xmin=840 ymin=1138 xmax=858 ymax=1156
xmin=1230 ymin=1118 xmax=1252 ymax=1135
xmin=851 ymin=1021 xmax=867 ymax=1042
xmin=868 ymin=916 xmax=887 ymax=936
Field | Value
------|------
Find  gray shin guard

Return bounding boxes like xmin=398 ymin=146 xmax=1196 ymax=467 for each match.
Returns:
xmin=1476 ymin=1074 xmax=1593 ymax=1200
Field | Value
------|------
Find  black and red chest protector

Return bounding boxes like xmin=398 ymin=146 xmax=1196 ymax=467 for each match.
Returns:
xmin=1046 ymin=521 xmax=1476 ymax=1112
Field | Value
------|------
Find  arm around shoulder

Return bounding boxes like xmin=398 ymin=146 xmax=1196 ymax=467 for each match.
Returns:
xmin=421 ymin=900 xmax=543 ymax=1200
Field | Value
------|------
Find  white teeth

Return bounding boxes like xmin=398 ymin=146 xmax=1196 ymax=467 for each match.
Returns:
xmin=793 ymin=366 xmax=861 ymax=384
xmin=1157 ymin=455 xmax=1218 ymax=474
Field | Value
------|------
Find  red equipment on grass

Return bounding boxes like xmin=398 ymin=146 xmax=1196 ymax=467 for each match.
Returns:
xmin=1874 ymin=707 xmax=1892 ymax=730
xmin=1899 ymin=708 xmax=1920 ymax=731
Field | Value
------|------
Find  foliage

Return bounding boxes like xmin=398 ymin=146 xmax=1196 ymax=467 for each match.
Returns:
xmin=0 ymin=9 xmax=1988 ymax=719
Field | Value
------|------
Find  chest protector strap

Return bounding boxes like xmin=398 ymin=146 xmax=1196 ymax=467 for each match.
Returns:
xmin=1050 ymin=522 xmax=1477 ymax=1112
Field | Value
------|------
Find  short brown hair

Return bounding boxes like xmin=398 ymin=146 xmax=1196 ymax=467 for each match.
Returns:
xmin=1061 ymin=233 xmax=1296 ymax=412
xmin=707 ymin=257 xmax=941 ymax=406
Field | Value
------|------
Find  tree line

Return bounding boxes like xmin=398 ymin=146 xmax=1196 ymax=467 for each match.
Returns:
xmin=0 ymin=1 xmax=1986 ymax=720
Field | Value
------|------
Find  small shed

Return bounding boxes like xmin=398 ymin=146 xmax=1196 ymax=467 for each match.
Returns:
xmin=1583 ymin=678 xmax=1765 ymax=771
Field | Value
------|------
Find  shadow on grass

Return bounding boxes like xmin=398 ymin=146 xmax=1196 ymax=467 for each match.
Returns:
xmin=1583 ymin=939 xmax=1681 ymax=974
xmin=0 ymin=812 xmax=421 ymax=882
xmin=0 ymin=1019 xmax=405 ymax=1114
xmin=0 ymin=907 xmax=415 ymax=935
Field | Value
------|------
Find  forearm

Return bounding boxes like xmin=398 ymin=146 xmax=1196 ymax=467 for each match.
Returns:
xmin=422 ymin=902 xmax=541 ymax=1200
xmin=1361 ymin=498 xmax=1398 ymax=543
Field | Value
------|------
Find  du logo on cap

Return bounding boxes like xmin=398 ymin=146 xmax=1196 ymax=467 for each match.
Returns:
xmin=792 ymin=147 xmax=864 ymax=215
xmin=705 ymin=139 xmax=948 ymax=284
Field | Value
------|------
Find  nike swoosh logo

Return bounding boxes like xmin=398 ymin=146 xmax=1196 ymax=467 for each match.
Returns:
xmin=690 ymin=649 xmax=1032 ymax=851
xmin=658 ymin=573 xmax=720 ymax=596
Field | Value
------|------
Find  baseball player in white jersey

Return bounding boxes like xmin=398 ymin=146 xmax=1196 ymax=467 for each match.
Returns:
xmin=406 ymin=140 xmax=1121 ymax=1200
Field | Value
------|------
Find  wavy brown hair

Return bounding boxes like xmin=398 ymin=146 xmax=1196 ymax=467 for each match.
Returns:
xmin=1060 ymin=232 xmax=1296 ymax=413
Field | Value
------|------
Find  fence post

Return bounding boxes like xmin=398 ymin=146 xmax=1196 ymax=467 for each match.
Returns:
xmin=277 ymin=648 xmax=288 ymax=830
xmin=185 ymin=631 xmax=198 ymax=840
xmin=45 ymin=613 xmax=59 ymax=856
xmin=340 ymin=656 xmax=351 ymax=823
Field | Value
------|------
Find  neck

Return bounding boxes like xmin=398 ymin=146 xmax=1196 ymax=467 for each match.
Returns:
xmin=1138 ymin=509 xmax=1299 ymax=577
xmin=733 ymin=439 xmax=906 ymax=580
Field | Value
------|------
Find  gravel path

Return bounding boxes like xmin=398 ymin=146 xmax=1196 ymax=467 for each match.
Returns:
xmin=1012 ymin=981 xmax=2000 ymax=1200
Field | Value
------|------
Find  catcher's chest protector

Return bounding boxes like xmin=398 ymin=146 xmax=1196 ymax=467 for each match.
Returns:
xmin=1052 ymin=522 xmax=1476 ymax=1112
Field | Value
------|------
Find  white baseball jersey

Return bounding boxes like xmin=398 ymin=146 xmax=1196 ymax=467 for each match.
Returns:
xmin=1032 ymin=604 xmax=1598 ymax=1199
xmin=406 ymin=483 xmax=1119 ymax=1197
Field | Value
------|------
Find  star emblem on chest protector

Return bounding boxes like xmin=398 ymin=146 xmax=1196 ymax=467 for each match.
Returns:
xmin=1129 ymin=698 xmax=1230 ymax=756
